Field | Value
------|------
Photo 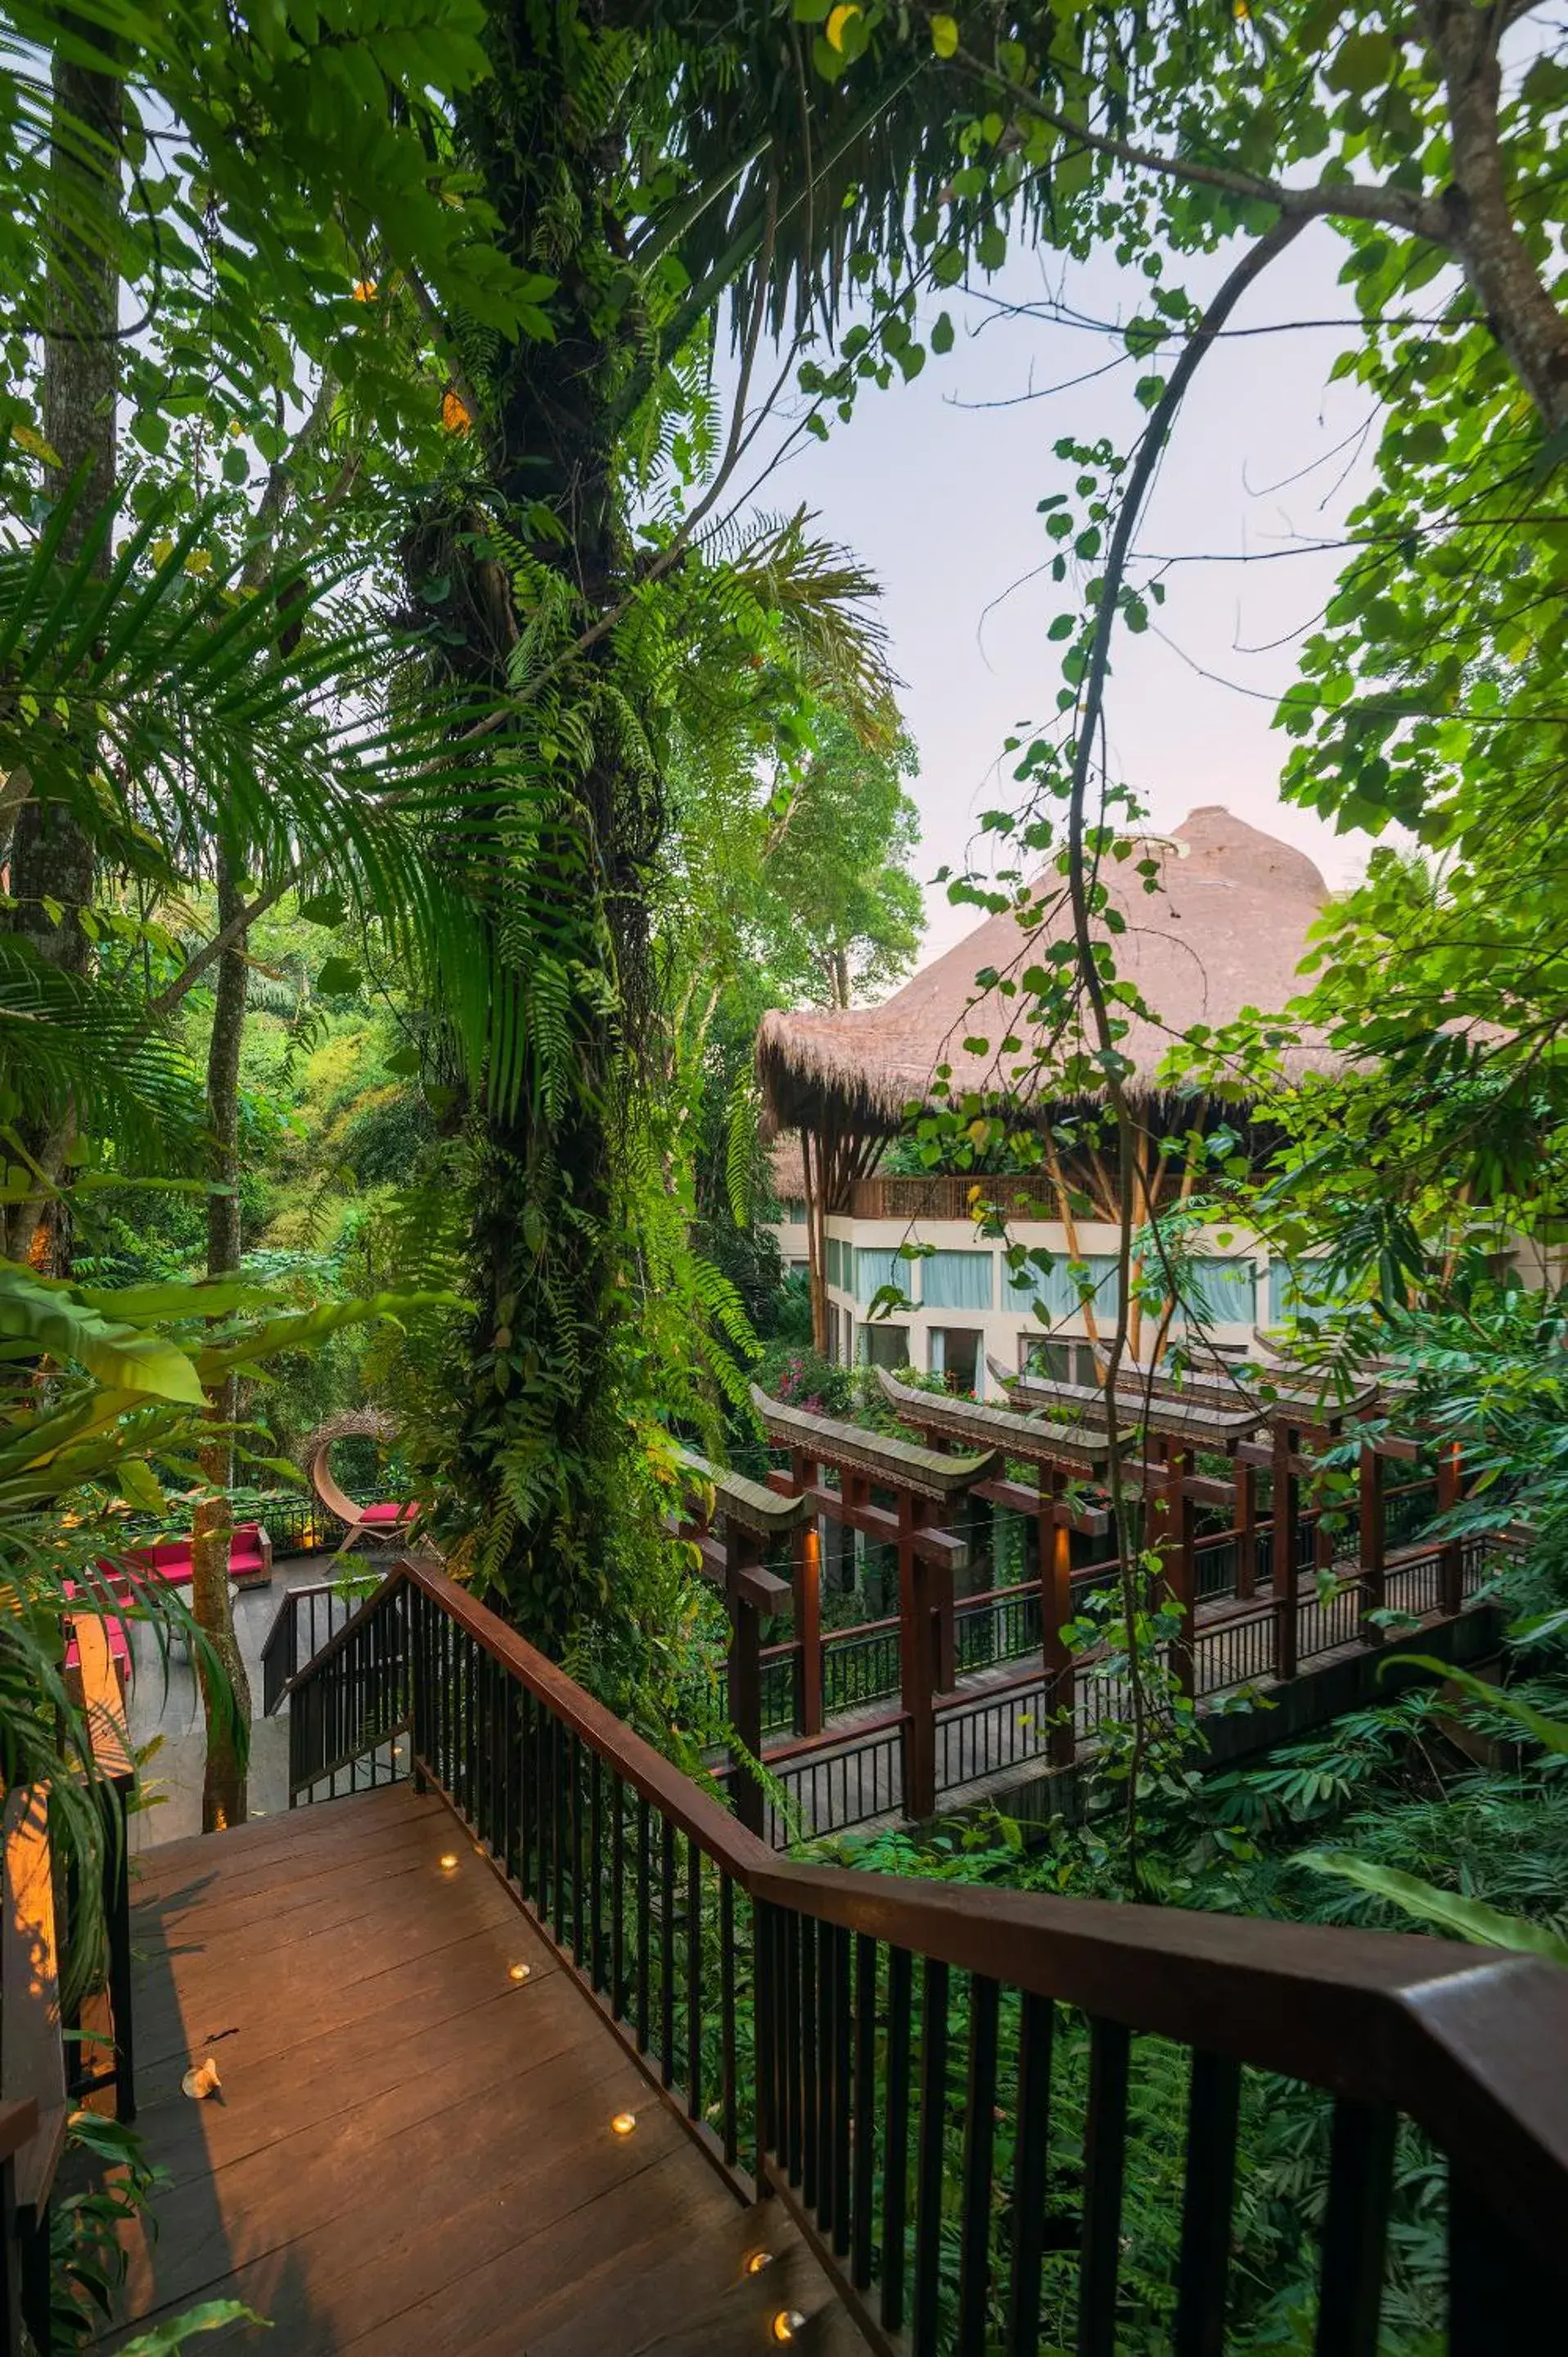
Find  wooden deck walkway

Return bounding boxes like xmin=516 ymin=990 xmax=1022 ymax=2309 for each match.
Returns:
xmin=106 ymin=1785 xmax=862 ymax=2355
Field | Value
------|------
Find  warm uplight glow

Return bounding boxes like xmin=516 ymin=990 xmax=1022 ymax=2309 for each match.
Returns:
xmin=611 ymin=2111 xmax=637 ymax=2136
xmin=439 ymin=1854 xmax=458 ymax=1872
xmin=744 ymin=2251 xmax=773 ymax=2275
xmin=771 ymin=2314 xmax=805 ymax=2345
xmin=509 ymin=1963 xmax=530 ymax=1983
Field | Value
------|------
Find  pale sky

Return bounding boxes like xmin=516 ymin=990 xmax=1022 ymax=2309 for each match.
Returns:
xmin=727 ymin=225 xmax=1391 ymax=962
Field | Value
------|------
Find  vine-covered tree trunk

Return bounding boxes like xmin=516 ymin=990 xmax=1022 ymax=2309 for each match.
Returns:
xmin=191 ymin=859 xmax=251 ymax=1832
xmin=409 ymin=2 xmax=662 ymax=1643
xmin=3 ymin=25 xmax=123 ymax=1268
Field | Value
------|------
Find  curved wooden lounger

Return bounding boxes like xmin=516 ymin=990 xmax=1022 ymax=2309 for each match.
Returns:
xmin=301 ymin=1410 xmax=419 ymax=1552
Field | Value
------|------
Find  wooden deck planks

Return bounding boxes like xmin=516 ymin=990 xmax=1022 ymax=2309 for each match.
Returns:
xmin=107 ymin=1782 xmax=862 ymax=2355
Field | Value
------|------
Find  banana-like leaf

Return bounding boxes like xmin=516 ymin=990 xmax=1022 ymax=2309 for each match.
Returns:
xmin=74 ymin=1275 xmax=275 ymax=1323
xmin=1384 ymin=1652 xmax=1568 ymax=1759
xmin=1303 ymin=1849 xmax=1568 ymax=1965
xmin=118 ymin=2300 xmax=269 ymax=2353
xmin=195 ymin=1289 xmax=466 ymax=1381
xmin=0 ymin=1263 xmax=205 ymax=1404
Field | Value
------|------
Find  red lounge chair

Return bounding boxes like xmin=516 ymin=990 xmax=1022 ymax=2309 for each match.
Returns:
xmin=96 ymin=1521 xmax=273 ymax=1593
xmin=356 ymin=1503 xmax=419 ymax=1535
xmin=228 ymin=1522 xmax=273 ymax=1589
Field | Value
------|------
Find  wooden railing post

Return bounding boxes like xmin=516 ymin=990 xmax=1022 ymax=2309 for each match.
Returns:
xmin=1039 ymin=1471 xmax=1077 ymax=1767
xmin=792 ymin=1451 xmax=823 ymax=1738
xmin=1358 ymin=1444 xmax=1386 ymax=1644
xmin=728 ymin=1553 xmax=765 ymax=1840
xmin=1235 ymin=1461 xmax=1258 ymax=1600
xmin=1438 ymin=1440 xmax=1464 ymax=1616
xmin=1273 ymin=1423 xmax=1300 ymax=1682
xmin=897 ymin=1493 xmax=937 ymax=1821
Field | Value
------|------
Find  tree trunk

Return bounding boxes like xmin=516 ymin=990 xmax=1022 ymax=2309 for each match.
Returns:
xmin=408 ymin=12 xmax=663 ymax=1643
xmin=3 ymin=25 xmax=122 ymax=1266
xmin=192 ymin=859 xmax=250 ymax=1833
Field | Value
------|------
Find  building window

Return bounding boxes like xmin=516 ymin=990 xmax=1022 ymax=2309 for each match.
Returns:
xmin=1021 ymin=1336 xmax=1097 ymax=1386
xmin=930 ymin=1327 xmax=981 ymax=1394
xmin=856 ymin=1246 xmax=911 ymax=1306
xmin=1268 ymin=1259 xmax=1352 ymax=1322
xmin=826 ymin=1235 xmax=845 ymax=1291
xmin=1172 ymin=1257 xmax=1258 ymax=1327
xmin=1005 ymin=1250 xmax=1120 ymax=1322
xmin=922 ymin=1249 xmax=994 ymax=1313
xmin=782 ymin=1197 xmax=807 ymax=1226
xmin=859 ymin=1322 xmax=909 ymax=1370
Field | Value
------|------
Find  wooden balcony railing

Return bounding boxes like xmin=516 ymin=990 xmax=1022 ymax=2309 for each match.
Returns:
xmin=849 ymin=1173 xmax=1062 ymax=1224
xmin=285 ymin=1554 xmax=1568 ymax=2354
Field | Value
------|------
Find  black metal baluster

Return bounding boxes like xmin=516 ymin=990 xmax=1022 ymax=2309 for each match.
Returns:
xmin=585 ymin=1751 xmax=603 ymax=1989
xmin=912 ymin=1958 xmax=951 ymax=2357
xmin=1174 ymin=2049 xmax=1241 ymax=2357
xmin=817 ymin=1915 xmax=836 ymax=2229
xmin=720 ymin=1874 xmax=738 ymax=2168
xmin=784 ymin=1910 xmax=803 ymax=2185
xmin=463 ymin=1632 xmax=477 ymax=1815
xmin=851 ymin=1934 xmax=878 ymax=2292
xmin=484 ymin=1653 xmax=500 ymax=1849
xmin=570 ymin=1733 xmax=584 ymax=1965
xmin=506 ymin=1676 xmax=521 ymax=1885
xmin=800 ymin=1915 xmax=820 ymax=2213
xmin=635 ymin=1795 xmax=652 ymax=2051
xmin=516 ymin=1691 xmax=534 ymax=1902
xmin=831 ymin=1924 xmax=852 ymax=2258
xmin=1078 ymin=2017 xmax=1132 ymax=2357
xmin=1448 ymin=2164 xmax=1561 ymax=2354
xmin=1006 ymin=1992 xmax=1054 ymax=2357
xmin=611 ymin=1774 xmax=627 ymax=2017
xmin=551 ymin=1715 xmax=567 ymax=1943
xmin=685 ymin=1837 xmax=702 ymax=2123
xmin=660 ymin=1813 xmax=677 ymax=2089
xmin=881 ymin=1944 xmax=913 ymax=2333
xmin=957 ymin=1975 xmax=1000 ymax=2356
xmin=1314 ymin=2099 xmax=1395 ymax=2357
xmin=753 ymin=1895 xmax=775 ymax=2179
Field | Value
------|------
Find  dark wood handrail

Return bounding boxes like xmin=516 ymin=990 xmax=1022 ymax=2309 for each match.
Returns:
xmin=394 ymin=1558 xmax=774 ymax=1873
xmin=290 ymin=1554 xmax=1568 ymax=2299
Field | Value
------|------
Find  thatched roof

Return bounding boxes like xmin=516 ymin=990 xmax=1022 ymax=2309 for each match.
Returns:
xmin=767 ymin=1134 xmax=808 ymax=1202
xmin=758 ymin=805 xmax=1335 ymax=1134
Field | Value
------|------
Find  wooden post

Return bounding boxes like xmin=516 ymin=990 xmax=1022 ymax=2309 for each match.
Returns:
xmin=1039 ymin=1468 xmax=1077 ymax=1767
xmin=727 ymin=1539 xmax=764 ymax=1838
xmin=897 ymin=1490 xmax=937 ymax=1821
xmin=1358 ymin=1443 xmax=1386 ymax=1643
xmin=1165 ymin=1445 xmax=1196 ymax=1700
xmin=1234 ymin=1461 xmax=1258 ymax=1600
xmin=1273 ymin=1422 xmax=1300 ymax=1682
xmin=1438 ymin=1440 xmax=1464 ymax=1616
xmin=792 ymin=1466 xmax=823 ymax=1737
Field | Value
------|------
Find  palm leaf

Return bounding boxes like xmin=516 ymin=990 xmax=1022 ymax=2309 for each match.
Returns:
xmin=1303 ymin=1849 xmax=1568 ymax=1965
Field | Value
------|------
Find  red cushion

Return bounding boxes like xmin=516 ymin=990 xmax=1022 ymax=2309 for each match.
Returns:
xmin=127 ymin=1539 xmax=195 ymax=1579
xmin=359 ymin=1501 xmax=417 ymax=1528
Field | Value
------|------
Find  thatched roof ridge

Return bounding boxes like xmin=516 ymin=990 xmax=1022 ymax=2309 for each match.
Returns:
xmin=758 ymin=805 xmax=1337 ymax=1136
